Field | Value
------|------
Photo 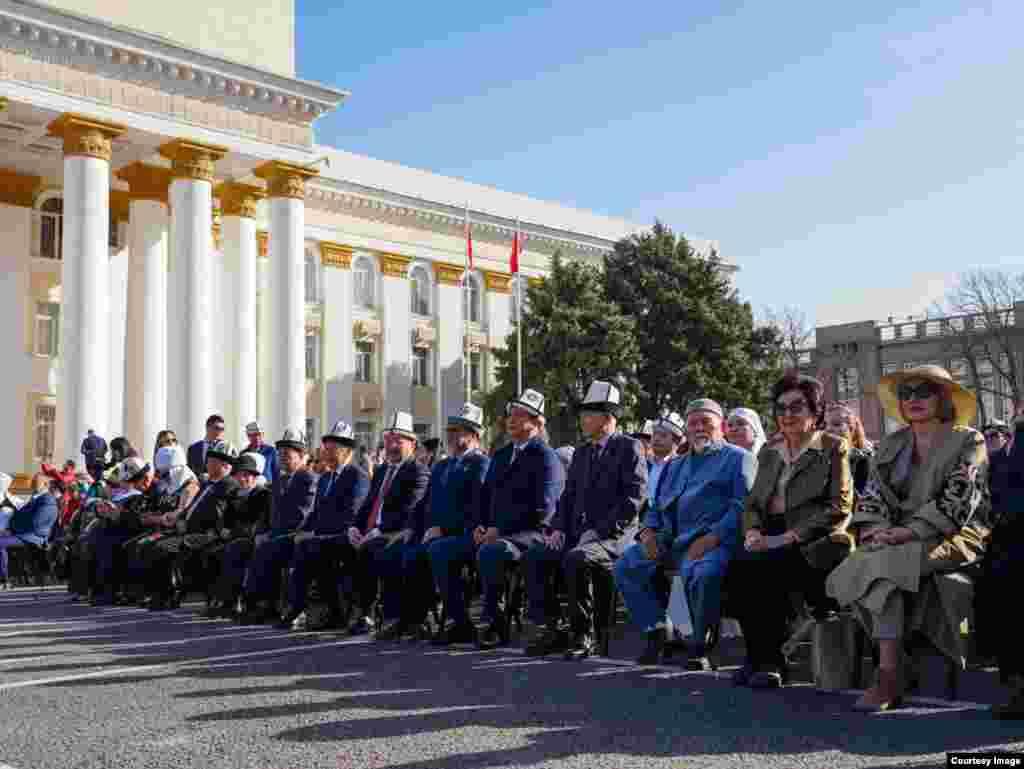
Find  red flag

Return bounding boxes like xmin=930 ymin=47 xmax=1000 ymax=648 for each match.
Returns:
xmin=510 ymin=231 xmax=520 ymax=274
xmin=465 ymin=216 xmax=473 ymax=272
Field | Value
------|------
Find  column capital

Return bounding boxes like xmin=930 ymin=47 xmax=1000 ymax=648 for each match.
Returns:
xmin=319 ymin=241 xmax=352 ymax=269
xmin=483 ymin=269 xmax=513 ymax=294
xmin=115 ymin=162 xmax=172 ymax=204
xmin=377 ymin=251 xmax=412 ymax=278
xmin=257 ymin=230 xmax=269 ymax=258
xmin=158 ymin=140 xmax=228 ymax=183
xmin=253 ymin=161 xmax=319 ymax=200
xmin=528 ymin=276 xmax=544 ymax=289
xmin=433 ymin=261 xmax=464 ymax=286
xmin=0 ymin=169 xmax=42 ymax=207
xmin=47 ymin=113 xmax=126 ymax=161
xmin=215 ymin=182 xmax=265 ymax=218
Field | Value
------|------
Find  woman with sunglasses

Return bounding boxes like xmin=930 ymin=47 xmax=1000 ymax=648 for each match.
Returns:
xmin=826 ymin=365 xmax=988 ymax=712
xmin=728 ymin=372 xmax=854 ymax=689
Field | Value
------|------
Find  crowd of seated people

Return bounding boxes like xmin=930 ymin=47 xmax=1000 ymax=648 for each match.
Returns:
xmin=4 ymin=368 xmax=1021 ymax=719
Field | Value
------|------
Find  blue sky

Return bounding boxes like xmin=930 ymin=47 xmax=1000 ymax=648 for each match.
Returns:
xmin=297 ymin=1 xmax=1023 ymax=327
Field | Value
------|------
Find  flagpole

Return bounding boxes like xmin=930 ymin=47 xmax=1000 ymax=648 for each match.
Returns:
xmin=464 ymin=202 xmax=471 ymax=404
xmin=516 ymin=219 xmax=523 ymax=395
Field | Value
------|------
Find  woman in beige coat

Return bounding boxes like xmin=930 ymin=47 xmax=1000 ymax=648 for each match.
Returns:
xmin=826 ymin=365 xmax=988 ymax=712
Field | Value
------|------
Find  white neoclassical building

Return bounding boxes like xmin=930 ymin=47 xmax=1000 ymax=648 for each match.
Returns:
xmin=0 ymin=0 xmax=717 ymax=484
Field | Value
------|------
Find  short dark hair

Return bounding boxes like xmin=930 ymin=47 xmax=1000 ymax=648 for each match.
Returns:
xmin=771 ymin=371 xmax=825 ymax=428
xmin=206 ymin=414 xmax=225 ymax=427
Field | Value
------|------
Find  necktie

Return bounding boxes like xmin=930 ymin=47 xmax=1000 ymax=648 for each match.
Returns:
xmin=366 ymin=466 xmax=396 ymax=530
xmin=511 ymin=446 xmax=520 ymax=465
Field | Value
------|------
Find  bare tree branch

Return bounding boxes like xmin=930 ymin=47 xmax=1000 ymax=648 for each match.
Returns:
xmin=763 ymin=305 xmax=814 ymax=370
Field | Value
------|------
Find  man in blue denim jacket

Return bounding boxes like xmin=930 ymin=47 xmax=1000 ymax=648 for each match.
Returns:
xmin=614 ymin=398 xmax=756 ymax=668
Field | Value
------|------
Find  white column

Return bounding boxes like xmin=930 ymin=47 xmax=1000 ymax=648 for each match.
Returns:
xmin=255 ymin=162 xmax=318 ymax=438
xmin=161 ymin=140 xmax=225 ymax=442
xmin=217 ymin=183 xmax=264 ymax=443
xmin=435 ymin=264 xmax=465 ymax=423
xmin=117 ymin=163 xmax=172 ymax=452
xmin=380 ymin=254 xmax=412 ymax=417
xmin=49 ymin=114 xmax=124 ymax=460
xmin=256 ymin=239 xmax=272 ymax=434
xmin=486 ymin=273 xmax=513 ymax=392
xmin=322 ymin=243 xmax=354 ymax=425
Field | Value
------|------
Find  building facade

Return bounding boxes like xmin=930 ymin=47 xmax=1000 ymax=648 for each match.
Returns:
xmin=805 ymin=307 xmax=1023 ymax=441
xmin=0 ymin=0 xmax=716 ymax=481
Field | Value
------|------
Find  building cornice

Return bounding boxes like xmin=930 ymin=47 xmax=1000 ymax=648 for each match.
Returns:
xmin=377 ymin=251 xmax=411 ymax=278
xmin=433 ymin=261 xmax=464 ymax=286
xmin=319 ymin=241 xmax=351 ymax=269
xmin=0 ymin=0 xmax=347 ymax=124
xmin=483 ymin=269 xmax=512 ymax=294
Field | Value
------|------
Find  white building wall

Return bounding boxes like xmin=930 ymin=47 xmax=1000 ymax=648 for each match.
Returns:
xmin=436 ymin=281 xmax=464 ymax=423
xmin=322 ymin=261 xmax=353 ymax=427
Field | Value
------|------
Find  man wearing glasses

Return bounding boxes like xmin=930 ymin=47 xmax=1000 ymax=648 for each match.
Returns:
xmin=188 ymin=414 xmax=227 ymax=480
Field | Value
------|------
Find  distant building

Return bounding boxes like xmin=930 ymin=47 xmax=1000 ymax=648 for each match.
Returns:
xmin=804 ymin=305 xmax=1023 ymax=441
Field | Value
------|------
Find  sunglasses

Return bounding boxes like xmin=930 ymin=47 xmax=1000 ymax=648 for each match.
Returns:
xmin=773 ymin=400 xmax=809 ymax=417
xmin=896 ymin=382 xmax=938 ymax=402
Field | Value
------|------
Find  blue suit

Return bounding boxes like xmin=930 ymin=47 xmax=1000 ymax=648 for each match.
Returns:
xmin=477 ymin=438 xmax=564 ymax=622
xmin=0 ymin=493 xmax=58 ymax=580
xmin=614 ymin=442 xmax=755 ymax=649
xmin=245 ymin=469 xmax=317 ymax=602
xmin=426 ymin=450 xmax=491 ymax=627
xmin=286 ymin=464 xmax=370 ymax=614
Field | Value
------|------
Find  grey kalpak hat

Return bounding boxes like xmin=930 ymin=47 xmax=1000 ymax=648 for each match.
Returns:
xmin=579 ymin=380 xmax=621 ymax=416
xmin=205 ymin=440 xmax=238 ymax=464
xmin=233 ymin=451 xmax=266 ymax=476
xmin=322 ymin=419 xmax=357 ymax=447
xmin=633 ymin=419 xmax=655 ymax=439
xmin=275 ymin=427 xmax=307 ymax=453
xmin=244 ymin=421 xmax=263 ymax=435
xmin=448 ymin=402 xmax=484 ymax=434
xmin=684 ymin=398 xmax=725 ymax=421
xmin=507 ymin=388 xmax=545 ymax=418
xmin=383 ymin=410 xmax=418 ymax=441
xmin=654 ymin=411 xmax=685 ymax=438
xmin=117 ymin=456 xmax=151 ymax=484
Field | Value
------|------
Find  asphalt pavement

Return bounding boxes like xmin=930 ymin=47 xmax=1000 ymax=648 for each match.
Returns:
xmin=1 ymin=585 xmax=1022 ymax=769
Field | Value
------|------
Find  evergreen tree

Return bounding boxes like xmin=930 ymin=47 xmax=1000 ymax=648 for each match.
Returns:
xmin=604 ymin=222 xmax=782 ymax=421
xmin=486 ymin=252 xmax=642 ymax=448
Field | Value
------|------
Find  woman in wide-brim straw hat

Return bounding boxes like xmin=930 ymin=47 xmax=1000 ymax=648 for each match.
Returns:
xmin=825 ymin=364 xmax=989 ymax=712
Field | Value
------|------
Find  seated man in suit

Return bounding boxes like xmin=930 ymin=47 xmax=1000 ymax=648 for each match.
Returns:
xmin=426 ymin=403 xmax=491 ymax=645
xmin=141 ymin=441 xmax=240 ymax=609
xmin=187 ymin=414 xmax=227 ymax=481
xmin=477 ymin=389 xmax=565 ymax=649
xmin=523 ymin=381 xmax=647 ymax=659
xmin=279 ymin=421 xmax=370 ymax=631
xmin=614 ymin=399 xmax=755 ymax=668
xmin=349 ymin=411 xmax=430 ymax=640
xmin=238 ymin=429 xmax=318 ymax=623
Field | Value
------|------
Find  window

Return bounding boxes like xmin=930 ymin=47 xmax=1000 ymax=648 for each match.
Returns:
xmin=836 ymin=367 xmax=860 ymax=401
xmin=304 ymin=249 xmax=320 ymax=304
xmin=410 ymin=265 xmax=431 ymax=316
xmin=305 ymin=418 xmax=318 ymax=452
xmin=34 ymin=302 xmax=60 ymax=357
xmin=353 ymin=256 xmax=375 ymax=308
xmin=465 ymin=351 xmax=483 ymax=392
xmin=39 ymin=197 xmax=63 ymax=260
xmin=33 ymin=403 xmax=56 ymax=462
xmin=463 ymin=274 xmax=482 ymax=324
xmin=355 ymin=342 xmax=375 ymax=383
xmin=305 ymin=330 xmax=320 ymax=380
xmin=355 ymin=422 xmax=375 ymax=452
xmin=412 ymin=346 xmax=430 ymax=387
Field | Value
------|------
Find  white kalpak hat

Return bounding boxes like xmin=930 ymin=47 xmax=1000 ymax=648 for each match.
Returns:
xmin=322 ymin=420 xmax=357 ymax=447
xmin=275 ymin=428 xmax=307 ymax=453
xmin=383 ymin=411 xmax=418 ymax=441
xmin=245 ymin=421 xmax=264 ymax=435
xmin=654 ymin=412 xmax=685 ymax=439
xmin=634 ymin=420 xmax=655 ymax=439
xmin=579 ymin=380 xmax=621 ymax=416
xmin=448 ymin=403 xmax=484 ymax=434
xmin=507 ymin=388 xmax=545 ymax=418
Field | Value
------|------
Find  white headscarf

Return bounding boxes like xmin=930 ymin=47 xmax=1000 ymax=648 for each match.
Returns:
xmin=155 ymin=445 xmax=196 ymax=495
xmin=727 ymin=407 xmax=767 ymax=457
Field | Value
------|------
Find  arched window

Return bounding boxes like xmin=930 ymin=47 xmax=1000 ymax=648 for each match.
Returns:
xmin=463 ymin=272 xmax=482 ymax=325
xmin=37 ymin=195 xmax=63 ymax=260
xmin=409 ymin=264 xmax=431 ymax=316
xmin=353 ymin=255 xmax=375 ymax=309
xmin=304 ymin=248 xmax=320 ymax=304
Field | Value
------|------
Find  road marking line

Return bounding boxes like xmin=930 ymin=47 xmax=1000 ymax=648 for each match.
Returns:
xmin=0 ymin=636 xmax=371 ymax=691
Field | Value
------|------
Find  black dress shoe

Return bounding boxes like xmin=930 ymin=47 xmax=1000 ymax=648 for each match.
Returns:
xmin=275 ymin=610 xmax=302 ymax=630
xmin=637 ymin=627 xmax=667 ymax=665
xmin=406 ymin=621 xmax=435 ymax=643
xmin=525 ymin=626 xmax=566 ymax=657
xmin=685 ymin=655 xmax=716 ymax=672
xmin=348 ymin=616 xmax=375 ymax=636
xmin=375 ymin=619 xmax=406 ymax=641
xmin=433 ymin=622 xmax=478 ymax=646
xmin=564 ymin=633 xmax=596 ymax=661
xmin=477 ymin=617 xmax=509 ymax=649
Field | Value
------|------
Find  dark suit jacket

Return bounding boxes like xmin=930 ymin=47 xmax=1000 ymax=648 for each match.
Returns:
xmin=553 ymin=432 xmax=646 ymax=551
xmin=224 ymin=485 xmax=273 ymax=535
xmin=183 ymin=476 xmax=240 ymax=534
xmin=357 ymin=458 xmax=430 ymax=534
xmin=187 ymin=440 xmax=208 ymax=479
xmin=306 ymin=464 xmax=371 ymax=536
xmin=481 ymin=437 xmax=564 ymax=538
xmin=269 ymin=469 xmax=318 ymax=535
xmin=8 ymin=493 xmax=59 ymax=545
xmin=427 ymin=450 xmax=491 ymax=536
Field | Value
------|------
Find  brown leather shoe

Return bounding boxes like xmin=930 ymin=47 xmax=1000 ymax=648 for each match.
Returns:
xmin=853 ymin=668 xmax=904 ymax=712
